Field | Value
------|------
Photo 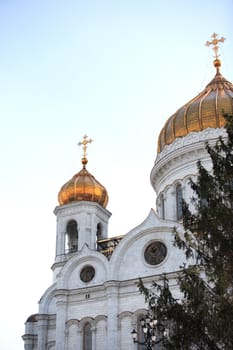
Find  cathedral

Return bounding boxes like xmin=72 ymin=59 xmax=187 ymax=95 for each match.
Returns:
xmin=22 ymin=35 xmax=233 ymax=350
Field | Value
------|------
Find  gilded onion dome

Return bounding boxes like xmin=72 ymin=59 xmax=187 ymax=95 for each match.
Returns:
xmin=157 ymin=59 xmax=233 ymax=153
xmin=58 ymin=136 xmax=109 ymax=208
xmin=158 ymin=33 xmax=233 ymax=154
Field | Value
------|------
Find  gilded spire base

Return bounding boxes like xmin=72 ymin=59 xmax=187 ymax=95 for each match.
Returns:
xmin=82 ymin=157 xmax=88 ymax=168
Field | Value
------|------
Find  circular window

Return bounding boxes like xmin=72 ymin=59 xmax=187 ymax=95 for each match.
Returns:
xmin=144 ymin=241 xmax=167 ymax=265
xmin=80 ymin=265 xmax=95 ymax=283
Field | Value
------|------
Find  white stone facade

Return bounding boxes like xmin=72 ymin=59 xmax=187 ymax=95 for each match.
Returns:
xmin=22 ymin=124 xmax=225 ymax=350
xmin=22 ymin=198 xmax=187 ymax=350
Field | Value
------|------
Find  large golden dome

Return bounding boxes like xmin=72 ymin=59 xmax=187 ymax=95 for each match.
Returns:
xmin=158 ymin=59 xmax=233 ymax=153
xmin=58 ymin=157 xmax=109 ymax=207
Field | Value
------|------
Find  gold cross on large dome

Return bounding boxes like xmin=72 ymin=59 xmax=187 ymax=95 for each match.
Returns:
xmin=205 ymin=33 xmax=226 ymax=59
xmin=78 ymin=135 xmax=93 ymax=159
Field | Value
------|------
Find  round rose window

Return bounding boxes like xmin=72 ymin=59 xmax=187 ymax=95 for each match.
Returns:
xmin=144 ymin=241 xmax=167 ymax=265
xmin=80 ymin=265 xmax=95 ymax=283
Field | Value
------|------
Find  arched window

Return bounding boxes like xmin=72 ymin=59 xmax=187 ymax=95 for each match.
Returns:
xmin=83 ymin=322 xmax=92 ymax=350
xmin=176 ymin=184 xmax=183 ymax=220
xmin=96 ymin=223 xmax=102 ymax=241
xmin=161 ymin=194 xmax=165 ymax=220
xmin=96 ymin=223 xmax=103 ymax=251
xmin=66 ymin=220 xmax=78 ymax=253
xmin=137 ymin=315 xmax=145 ymax=350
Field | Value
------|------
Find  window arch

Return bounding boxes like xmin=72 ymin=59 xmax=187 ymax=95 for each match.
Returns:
xmin=176 ymin=184 xmax=183 ymax=220
xmin=83 ymin=322 xmax=92 ymax=350
xmin=66 ymin=220 xmax=78 ymax=253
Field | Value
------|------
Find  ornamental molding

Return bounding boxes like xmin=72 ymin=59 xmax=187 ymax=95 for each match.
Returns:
xmin=156 ymin=127 xmax=225 ymax=162
xmin=151 ymin=127 xmax=226 ymax=193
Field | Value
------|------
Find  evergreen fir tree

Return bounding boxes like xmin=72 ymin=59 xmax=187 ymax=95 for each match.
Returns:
xmin=139 ymin=113 xmax=233 ymax=349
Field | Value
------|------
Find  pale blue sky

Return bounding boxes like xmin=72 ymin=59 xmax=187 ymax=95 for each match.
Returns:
xmin=0 ymin=1 xmax=232 ymax=349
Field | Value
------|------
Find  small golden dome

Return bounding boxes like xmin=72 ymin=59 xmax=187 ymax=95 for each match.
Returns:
xmin=58 ymin=135 xmax=108 ymax=208
xmin=58 ymin=157 xmax=109 ymax=207
xmin=158 ymin=66 xmax=233 ymax=153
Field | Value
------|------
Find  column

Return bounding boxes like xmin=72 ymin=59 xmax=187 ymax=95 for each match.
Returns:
xmin=92 ymin=326 xmax=96 ymax=350
xmin=37 ymin=315 xmax=48 ymax=350
xmin=22 ymin=334 xmax=35 ymax=350
xmin=105 ymin=281 xmax=120 ymax=350
xmin=55 ymin=293 xmax=67 ymax=350
xmin=77 ymin=328 xmax=82 ymax=349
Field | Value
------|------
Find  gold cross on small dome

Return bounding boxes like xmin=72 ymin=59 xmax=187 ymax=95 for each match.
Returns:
xmin=78 ymin=135 xmax=93 ymax=166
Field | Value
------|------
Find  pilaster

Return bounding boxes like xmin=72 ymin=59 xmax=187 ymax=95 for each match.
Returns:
xmin=37 ymin=315 xmax=48 ymax=350
xmin=105 ymin=281 xmax=120 ymax=350
xmin=55 ymin=291 xmax=68 ymax=350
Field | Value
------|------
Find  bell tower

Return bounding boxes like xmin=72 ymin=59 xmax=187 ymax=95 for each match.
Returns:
xmin=52 ymin=136 xmax=111 ymax=281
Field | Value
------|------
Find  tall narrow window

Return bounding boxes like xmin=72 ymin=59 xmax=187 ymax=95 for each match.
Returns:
xmin=136 ymin=315 xmax=165 ymax=350
xmin=96 ymin=223 xmax=102 ymax=251
xmin=137 ymin=315 xmax=145 ymax=350
xmin=66 ymin=220 xmax=78 ymax=253
xmin=83 ymin=323 xmax=92 ymax=350
xmin=161 ymin=194 xmax=165 ymax=220
xmin=176 ymin=184 xmax=183 ymax=220
xmin=96 ymin=223 xmax=102 ymax=241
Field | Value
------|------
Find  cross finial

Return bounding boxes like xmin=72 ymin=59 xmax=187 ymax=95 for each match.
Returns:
xmin=78 ymin=135 xmax=93 ymax=167
xmin=205 ymin=33 xmax=226 ymax=59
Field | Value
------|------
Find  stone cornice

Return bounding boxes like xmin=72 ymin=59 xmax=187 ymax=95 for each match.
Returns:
xmin=54 ymin=200 xmax=112 ymax=218
xmin=151 ymin=128 xmax=225 ymax=193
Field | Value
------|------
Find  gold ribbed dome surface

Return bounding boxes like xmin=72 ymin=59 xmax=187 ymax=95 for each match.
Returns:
xmin=58 ymin=158 xmax=109 ymax=207
xmin=158 ymin=62 xmax=233 ymax=153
